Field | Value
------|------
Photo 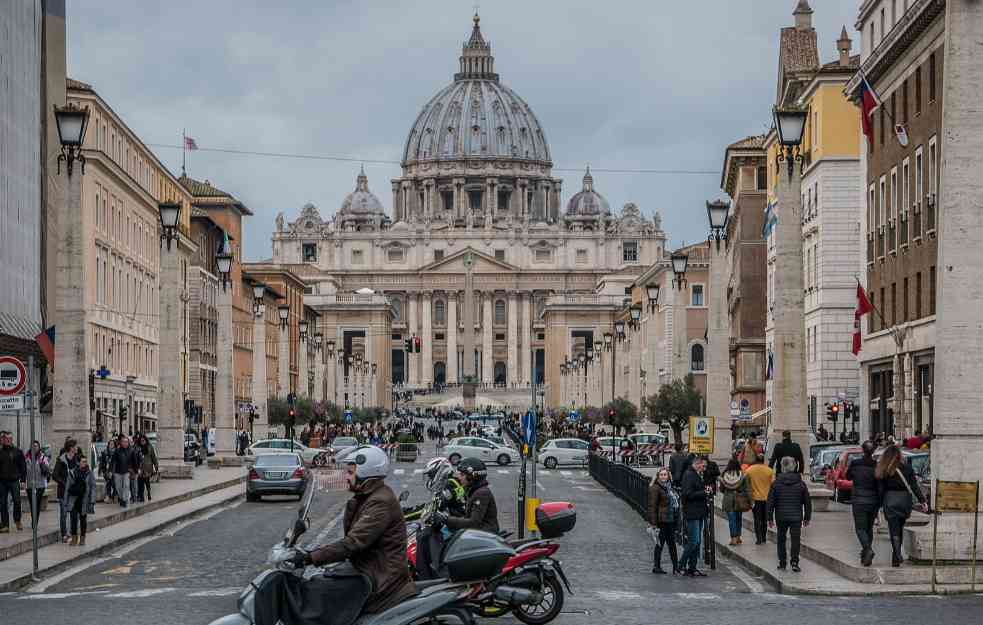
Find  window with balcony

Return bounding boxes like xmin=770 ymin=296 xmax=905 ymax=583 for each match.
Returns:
xmin=387 ymin=247 xmax=404 ymax=263
xmin=303 ymin=243 xmax=317 ymax=262
xmin=916 ymin=272 xmax=922 ymax=318
xmin=928 ymin=137 xmax=938 ymax=233
xmin=576 ymin=249 xmax=587 ymax=264
xmin=494 ymin=299 xmax=506 ymax=325
xmin=535 ymin=249 xmax=552 ymax=263
xmin=915 ymin=66 xmax=922 ymax=115
xmin=903 ymin=278 xmax=909 ymax=322
xmin=929 ymin=266 xmax=936 ymax=315
xmin=929 ymin=53 xmax=937 ymax=103
xmin=434 ymin=249 xmax=444 ymax=262
xmin=495 ymin=249 xmax=505 ymax=262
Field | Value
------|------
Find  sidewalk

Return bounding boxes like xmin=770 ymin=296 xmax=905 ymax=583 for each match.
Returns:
xmin=0 ymin=465 xmax=246 ymax=591
xmin=712 ymin=495 xmax=981 ymax=594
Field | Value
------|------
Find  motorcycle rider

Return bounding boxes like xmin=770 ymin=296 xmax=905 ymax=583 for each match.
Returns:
xmin=415 ymin=457 xmax=468 ymax=579
xmin=290 ymin=445 xmax=416 ymax=614
xmin=433 ymin=457 xmax=499 ymax=534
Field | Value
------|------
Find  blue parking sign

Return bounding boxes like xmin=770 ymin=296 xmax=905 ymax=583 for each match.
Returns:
xmin=344 ymin=409 xmax=353 ymax=424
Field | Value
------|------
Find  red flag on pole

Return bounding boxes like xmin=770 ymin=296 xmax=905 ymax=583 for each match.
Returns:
xmin=852 ymin=283 xmax=874 ymax=356
xmin=184 ymin=136 xmax=198 ymax=150
xmin=859 ymin=74 xmax=880 ymax=144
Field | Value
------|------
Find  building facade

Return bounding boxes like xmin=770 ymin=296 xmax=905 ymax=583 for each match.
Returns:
xmin=846 ymin=0 xmax=944 ymax=438
xmin=764 ymin=2 xmax=865 ymax=438
xmin=268 ymin=15 xmax=667 ymax=409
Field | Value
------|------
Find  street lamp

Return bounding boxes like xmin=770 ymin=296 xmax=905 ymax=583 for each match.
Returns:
xmin=158 ymin=201 xmax=182 ymax=251
xmin=671 ymin=252 xmax=689 ymax=290
xmin=299 ymin=319 xmax=308 ymax=341
xmin=215 ymin=236 xmax=233 ymax=291
xmin=707 ymin=199 xmax=730 ymax=251
xmin=614 ymin=320 xmax=626 ymax=342
xmin=629 ymin=304 xmax=642 ymax=330
xmin=371 ymin=363 xmax=377 ymax=376
xmin=314 ymin=333 xmax=323 ymax=352
xmin=53 ymin=102 xmax=90 ymax=176
xmin=325 ymin=339 xmax=334 ymax=356
xmin=277 ymin=303 xmax=289 ymax=329
xmin=603 ymin=332 xmax=613 ymax=352
xmin=252 ymin=283 xmax=266 ymax=317
xmin=646 ymin=284 xmax=660 ymax=312
xmin=773 ymin=105 xmax=808 ymax=179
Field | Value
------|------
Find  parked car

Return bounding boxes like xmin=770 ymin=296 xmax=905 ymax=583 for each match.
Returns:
xmin=823 ymin=447 xmax=864 ymax=502
xmin=629 ymin=432 xmax=667 ymax=448
xmin=443 ymin=437 xmax=519 ymax=466
xmin=330 ymin=436 xmax=360 ymax=460
xmin=245 ymin=439 xmax=327 ymax=466
xmin=810 ymin=444 xmax=853 ymax=483
xmin=246 ymin=453 xmax=308 ymax=502
xmin=184 ymin=433 xmax=202 ymax=465
xmin=539 ymin=438 xmax=590 ymax=469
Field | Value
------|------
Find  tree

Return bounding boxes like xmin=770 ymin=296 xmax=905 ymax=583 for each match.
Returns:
xmin=645 ymin=374 xmax=703 ymax=444
xmin=602 ymin=397 xmax=638 ymax=434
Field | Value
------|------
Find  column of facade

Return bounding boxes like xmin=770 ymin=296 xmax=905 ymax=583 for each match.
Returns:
xmin=215 ymin=287 xmax=235 ymax=455
xmin=158 ymin=240 xmax=192 ymax=474
xmin=421 ymin=291 xmax=433 ymax=385
xmin=319 ymin=343 xmax=329 ymax=404
xmin=447 ymin=292 xmax=459 ymax=383
xmin=707 ymin=244 xmax=731 ymax=460
xmin=251 ymin=311 xmax=268 ymax=437
xmin=517 ymin=180 xmax=527 ymax=220
xmin=407 ymin=293 xmax=418 ymax=384
xmin=278 ymin=323 xmax=290 ymax=398
xmin=392 ymin=182 xmax=401 ymax=222
xmin=671 ymin=285 xmax=688 ymax=380
xmin=482 ymin=292 xmax=494 ymax=384
xmin=507 ymin=294 xmax=518 ymax=386
xmin=298 ymin=338 xmax=309 ymax=399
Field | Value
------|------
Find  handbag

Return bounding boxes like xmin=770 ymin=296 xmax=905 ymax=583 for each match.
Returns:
xmin=895 ymin=467 xmax=924 ymax=510
xmin=735 ymin=492 xmax=752 ymax=513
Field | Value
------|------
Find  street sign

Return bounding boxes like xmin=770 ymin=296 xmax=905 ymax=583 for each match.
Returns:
xmin=522 ymin=409 xmax=536 ymax=447
xmin=0 ymin=395 xmax=25 ymax=411
xmin=688 ymin=416 xmax=715 ymax=454
xmin=936 ymin=480 xmax=979 ymax=513
xmin=568 ymin=410 xmax=578 ymax=422
xmin=344 ymin=409 xmax=353 ymax=424
xmin=0 ymin=356 xmax=27 ymax=396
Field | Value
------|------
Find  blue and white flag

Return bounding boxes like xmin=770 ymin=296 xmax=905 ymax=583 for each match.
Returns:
xmin=762 ymin=199 xmax=778 ymax=239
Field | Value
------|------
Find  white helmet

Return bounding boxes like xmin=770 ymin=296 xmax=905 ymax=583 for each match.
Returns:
xmin=424 ymin=457 xmax=453 ymax=493
xmin=341 ymin=445 xmax=390 ymax=481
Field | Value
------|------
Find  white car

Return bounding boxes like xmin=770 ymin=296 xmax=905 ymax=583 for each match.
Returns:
xmin=444 ymin=437 xmax=519 ymax=466
xmin=539 ymin=438 xmax=590 ymax=469
xmin=246 ymin=439 xmax=329 ymax=466
xmin=330 ymin=436 xmax=361 ymax=460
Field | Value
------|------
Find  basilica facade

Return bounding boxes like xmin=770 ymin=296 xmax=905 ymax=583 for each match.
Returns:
xmin=270 ymin=15 xmax=666 ymax=407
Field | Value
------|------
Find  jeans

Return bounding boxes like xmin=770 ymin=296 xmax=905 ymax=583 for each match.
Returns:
xmin=655 ymin=522 xmax=678 ymax=571
xmin=752 ymin=500 xmax=768 ymax=543
xmin=0 ymin=480 xmax=21 ymax=526
xmin=681 ymin=518 xmax=704 ymax=571
xmin=58 ymin=499 xmax=69 ymax=537
xmin=113 ymin=473 xmax=130 ymax=505
xmin=727 ymin=511 xmax=743 ymax=538
xmin=70 ymin=511 xmax=87 ymax=537
xmin=138 ymin=476 xmax=152 ymax=501
xmin=105 ymin=474 xmax=116 ymax=500
xmin=776 ymin=520 xmax=802 ymax=565
xmin=852 ymin=506 xmax=878 ymax=553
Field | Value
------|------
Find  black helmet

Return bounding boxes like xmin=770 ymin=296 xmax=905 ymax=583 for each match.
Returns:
xmin=456 ymin=457 xmax=487 ymax=480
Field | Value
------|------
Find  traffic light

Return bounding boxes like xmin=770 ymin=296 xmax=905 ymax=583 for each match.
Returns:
xmin=288 ymin=407 xmax=296 ymax=422
xmin=414 ymin=336 xmax=422 ymax=353
xmin=405 ymin=338 xmax=413 ymax=353
xmin=829 ymin=402 xmax=840 ymax=421
xmin=607 ymin=409 xmax=615 ymax=424
xmin=119 ymin=407 xmax=128 ymax=420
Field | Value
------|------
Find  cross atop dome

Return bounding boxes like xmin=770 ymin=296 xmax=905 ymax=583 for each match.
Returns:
xmin=455 ymin=12 xmax=498 ymax=82
xmin=582 ymin=165 xmax=594 ymax=192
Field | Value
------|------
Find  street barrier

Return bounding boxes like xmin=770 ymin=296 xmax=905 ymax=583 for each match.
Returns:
xmin=588 ymin=453 xmax=650 ymax=517
xmin=395 ymin=442 xmax=419 ymax=462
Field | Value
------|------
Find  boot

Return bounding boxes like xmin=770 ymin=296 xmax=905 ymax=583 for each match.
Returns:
xmin=652 ymin=544 xmax=666 ymax=574
xmin=70 ymin=535 xmax=79 ymax=546
xmin=15 ymin=521 xmax=23 ymax=531
xmin=79 ymin=536 xmax=86 ymax=546
xmin=890 ymin=534 xmax=904 ymax=567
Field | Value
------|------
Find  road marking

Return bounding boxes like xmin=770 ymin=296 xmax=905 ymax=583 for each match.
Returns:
xmin=677 ymin=592 xmax=721 ymax=600
xmin=187 ymin=587 xmax=243 ymax=597
xmin=393 ymin=469 xmax=405 ymax=475
xmin=105 ymin=588 xmax=176 ymax=598
xmin=721 ymin=555 xmax=767 ymax=593
xmin=309 ymin=503 xmax=347 ymax=546
xmin=413 ymin=469 xmax=425 ymax=474
xmin=594 ymin=589 xmax=642 ymax=601
xmin=560 ymin=471 xmax=572 ymax=476
xmin=497 ymin=469 xmax=509 ymax=474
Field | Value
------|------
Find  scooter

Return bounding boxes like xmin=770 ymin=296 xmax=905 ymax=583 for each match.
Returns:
xmin=208 ymin=485 xmax=537 ymax=625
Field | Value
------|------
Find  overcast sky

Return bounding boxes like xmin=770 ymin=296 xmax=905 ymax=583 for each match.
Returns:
xmin=67 ymin=0 xmax=859 ymax=260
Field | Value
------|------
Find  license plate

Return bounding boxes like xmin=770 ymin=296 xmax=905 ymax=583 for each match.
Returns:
xmin=265 ymin=471 xmax=288 ymax=479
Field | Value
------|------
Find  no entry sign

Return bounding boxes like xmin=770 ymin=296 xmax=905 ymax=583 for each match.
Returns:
xmin=0 ymin=356 xmax=27 ymax=396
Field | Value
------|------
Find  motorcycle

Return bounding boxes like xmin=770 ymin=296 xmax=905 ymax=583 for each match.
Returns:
xmin=405 ymin=500 xmax=575 ymax=625
xmin=209 ymin=485 xmax=541 ymax=625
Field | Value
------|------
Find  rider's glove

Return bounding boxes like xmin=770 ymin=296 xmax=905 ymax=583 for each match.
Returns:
xmin=289 ymin=550 xmax=312 ymax=569
xmin=431 ymin=511 xmax=448 ymax=528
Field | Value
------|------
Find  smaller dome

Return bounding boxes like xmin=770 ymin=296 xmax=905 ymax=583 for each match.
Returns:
xmin=565 ymin=166 xmax=610 ymax=216
xmin=340 ymin=166 xmax=385 ymax=216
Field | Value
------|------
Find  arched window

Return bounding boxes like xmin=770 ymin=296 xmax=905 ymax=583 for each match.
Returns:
xmin=495 ymin=299 xmax=507 ymax=325
xmin=435 ymin=299 xmax=446 ymax=325
xmin=691 ymin=344 xmax=705 ymax=371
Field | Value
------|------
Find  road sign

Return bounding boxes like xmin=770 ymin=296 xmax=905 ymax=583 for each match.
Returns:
xmin=688 ymin=416 xmax=715 ymax=454
xmin=568 ymin=410 xmax=578 ymax=422
xmin=0 ymin=395 xmax=25 ymax=411
xmin=0 ymin=356 xmax=27 ymax=396
xmin=936 ymin=480 xmax=979 ymax=513
xmin=344 ymin=409 xmax=353 ymax=424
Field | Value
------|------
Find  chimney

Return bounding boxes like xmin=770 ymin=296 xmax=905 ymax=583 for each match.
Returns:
xmin=793 ymin=0 xmax=814 ymax=31
xmin=837 ymin=26 xmax=853 ymax=67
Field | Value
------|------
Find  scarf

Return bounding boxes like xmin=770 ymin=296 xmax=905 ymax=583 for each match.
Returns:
xmin=720 ymin=470 xmax=743 ymax=490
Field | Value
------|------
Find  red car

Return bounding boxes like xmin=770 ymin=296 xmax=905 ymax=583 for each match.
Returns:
xmin=823 ymin=447 xmax=864 ymax=502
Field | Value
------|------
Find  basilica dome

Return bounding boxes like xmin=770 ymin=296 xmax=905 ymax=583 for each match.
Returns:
xmin=565 ymin=167 xmax=610 ymax=216
xmin=339 ymin=166 xmax=385 ymax=216
xmin=402 ymin=15 xmax=551 ymax=166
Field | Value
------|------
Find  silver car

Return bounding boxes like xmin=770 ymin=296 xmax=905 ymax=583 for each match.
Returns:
xmin=539 ymin=438 xmax=590 ymax=469
xmin=246 ymin=453 xmax=308 ymax=502
xmin=444 ymin=437 xmax=519 ymax=466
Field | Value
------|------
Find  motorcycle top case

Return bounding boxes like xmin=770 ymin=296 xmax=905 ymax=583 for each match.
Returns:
xmin=535 ymin=502 xmax=576 ymax=539
xmin=441 ymin=529 xmax=515 ymax=581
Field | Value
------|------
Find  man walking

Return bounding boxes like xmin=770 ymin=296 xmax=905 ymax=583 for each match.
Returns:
xmin=680 ymin=456 xmax=709 ymax=576
xmin=767 ymin=456 xmax=812 ymax=572
xmin=846 ymin=440 xmax=879 ymax=566
xmin=111 ymin=436 xmax=134 ymax=508
xmin=744 ymin=456 xmax=774 ymax=545
xmin=0 ymin=432 xmax=27 ymax=532
xmin=769 ymin=430 xmax=805 ymax=474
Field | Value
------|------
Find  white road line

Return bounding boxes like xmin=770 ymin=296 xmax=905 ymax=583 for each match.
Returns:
xmin=105 ymin=588 xmax=176 ymax=598
xmin=677 ymin=592 xmax=721 ymax=600
xmin=594 ymin=590 xmax=642 ymax=601
xmin=413 ymin=469 xmax=425 ymax=474
xmin=17 ymin=591 xmax=110 ymax=600
xmin=536 ymin=481 xmax=546 ymax=492
xmin=560 ymin=471 xmax=572 ymax=476
xmin=309 ymin=507 xmax=346 ymax=546
xmin=497 ymin=469 xmax=509 ymax=474
xmin=721 ymin=555 xmax=767 ymax=593
xmin=393 ymin=469 xmax=405 ymax=475
xmin=187 ymin=587 xmax=243 ymax=597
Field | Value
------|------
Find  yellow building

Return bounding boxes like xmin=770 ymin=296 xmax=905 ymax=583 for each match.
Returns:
xmin=762 ymin=6 xmax=863 ymax=436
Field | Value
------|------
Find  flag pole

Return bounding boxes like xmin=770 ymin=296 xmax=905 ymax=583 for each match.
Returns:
xmin=182 ymin=128 xmax=186 ymax=175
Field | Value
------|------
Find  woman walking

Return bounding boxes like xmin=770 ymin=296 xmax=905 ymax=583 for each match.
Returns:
xmin=647 ymin=468 xmax=681 ymax=574
xmin=23 ymin=441 xmax=50 ymax=526
xmin=739 ymin=437 xmax=762 ymax=467
xmin=99 ymin=440 xmax=117 ymax=503
xmin=137 ymin=435 xmax=158 ymax=502
xmin=876 ymin=446 xmax=927 ymax=566
xmin=64 ymin=455 xmax=97 ymax=546
xmin=719 ymin=458 xmax=751 ymax=545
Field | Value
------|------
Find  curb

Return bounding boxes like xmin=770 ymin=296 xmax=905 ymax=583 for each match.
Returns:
xmin=0 ymin=484 xmax=245 ymax=592
xmin=0 ymin=474 xmax=245 ymax=564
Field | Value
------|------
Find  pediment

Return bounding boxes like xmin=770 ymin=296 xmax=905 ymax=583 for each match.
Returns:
xmin=419 ymin=247 xmax=518 ymax=274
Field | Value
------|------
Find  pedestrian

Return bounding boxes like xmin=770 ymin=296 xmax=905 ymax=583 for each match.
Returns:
xmin=679 ymin=456 xmax=708 ymax=577
xmin=876 ymin=445 xmax=927 ymax=566
xmin=846 ymin=440 xmax=879 ymax=566
xmin=766 ymin=456 xmax=812 ymax=572
xmin=668 ymin=443 xmax=688 ymax=484
xmin=0 ymin=431 xmax=27 ymax=532
xmin=64 ymin=454 xmax=96 ymax=546
xmin=111 ymin=435 xmax=133 ymax=508
xmin=51 ymin=439 xmax=78 ymax=541
xmin=768 ymin=430 xmax=804 ymax=474
xmin=23 ymin=441 xmax=50 ymax=526
xmin=739 ymin=436 xmax=762 ymax=466
xmin=137 ymin=435 xmax=158 ymax=502
xmin=719 ymin=458 xmax=751 ymax=546
xmin=100 ymin=440 xmax=117 ymax=502
xmin=744 ymin=455 xmax=774 ymax=545
xmin=129 ymin=435 xmax=144 ymax=503
xmin=647 ymin=467 xmax=681 ymax=574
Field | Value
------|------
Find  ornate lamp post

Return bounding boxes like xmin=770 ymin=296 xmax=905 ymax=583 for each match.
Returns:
xmin=671 ymin=252 xmax=689 ymax=290
xmin=53 ymin=102 xmax=90 ymax=175
xmin=707 ymin=199 xmax=730 ymax=251
xmin=215 ymin=236 xmax=233 ymax=291
xmin=646 ymin=285 xmax=660 ymax=313
xmin=299 ymin=319 xmax=308 ymax=342
xmin=158 ymin=201 xmax=182 ymax=252
xmin=252 ymin=283 xmax=266 ymax=317
xmin=277 ymin=304 xmax=290 ymax=330
xmin=629 ymin=304 xmax=642 ymax=331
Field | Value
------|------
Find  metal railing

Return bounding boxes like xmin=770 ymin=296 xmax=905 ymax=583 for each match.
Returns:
xmin=887 ymin=221 xmax=897 ymax=254
xmin=588 ymin=453 xmax=650 ymax=517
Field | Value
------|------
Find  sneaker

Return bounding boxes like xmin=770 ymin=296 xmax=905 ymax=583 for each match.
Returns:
xmin=777 ymin=562 xmax=787 ymax=571
xmin=0 ymin=526 xmax=9 ymax=534
xmin=791 ymin=563 xmax=801 ymax=573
